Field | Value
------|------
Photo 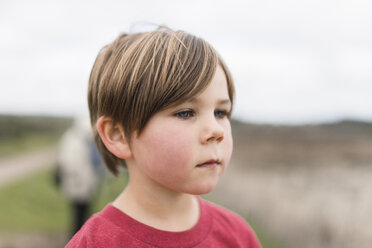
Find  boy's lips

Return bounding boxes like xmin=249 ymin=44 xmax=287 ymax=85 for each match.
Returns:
xmin=196 ymin=159 xmax=220 ymax=168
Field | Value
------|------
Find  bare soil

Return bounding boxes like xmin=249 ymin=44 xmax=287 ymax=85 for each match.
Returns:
xmin=0 ymin=232 xmax=67 ymax=248
xmin=0 ymin=147 xmax=57 ymax=188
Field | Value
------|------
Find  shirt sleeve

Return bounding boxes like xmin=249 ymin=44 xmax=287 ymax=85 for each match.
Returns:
xmin=65 ymin=233 xmax=87 ymax=248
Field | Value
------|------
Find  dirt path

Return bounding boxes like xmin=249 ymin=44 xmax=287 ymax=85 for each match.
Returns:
xmin=0 ymin=147 xmax=57 ymax=188
xmin=0 ymin=147 xmax=63 ymax=248
xmin=0 ymin=232 xmax=66 ymax=248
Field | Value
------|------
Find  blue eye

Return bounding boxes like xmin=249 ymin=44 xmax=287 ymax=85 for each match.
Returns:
xmin=175 ymin=110 xmax=195 ymax=119
xmin=215 ymin=110 xmax=228 ymax=119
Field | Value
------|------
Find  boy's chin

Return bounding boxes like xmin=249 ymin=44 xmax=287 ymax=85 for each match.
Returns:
xmin=186 ymin=182 xmax=218 ymax=196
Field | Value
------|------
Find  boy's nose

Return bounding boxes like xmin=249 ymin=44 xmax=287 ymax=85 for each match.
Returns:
xmin=200 ymin=118 xmax=224 ymax=144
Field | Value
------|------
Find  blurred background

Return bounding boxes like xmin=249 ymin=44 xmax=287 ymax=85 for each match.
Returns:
xmin=0 ymin=0 xmax=371 ymax=247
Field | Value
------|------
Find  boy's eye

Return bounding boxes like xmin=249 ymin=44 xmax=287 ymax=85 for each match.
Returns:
xmin=174 ymin=110 xmax=195 ymax=119
xmin=215 ymin=110 xmax=228 ymax=119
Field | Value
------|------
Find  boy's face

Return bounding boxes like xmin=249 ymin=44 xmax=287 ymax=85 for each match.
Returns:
xmin=127 ymin=65 xmax=233 ymax=195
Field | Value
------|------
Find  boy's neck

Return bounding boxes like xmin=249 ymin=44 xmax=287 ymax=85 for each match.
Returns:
xmin=112 ymin=177 xmax=200 ymax=232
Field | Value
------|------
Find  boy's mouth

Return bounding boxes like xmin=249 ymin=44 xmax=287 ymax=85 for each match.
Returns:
xmin=196 ymin=159 xmax=220 ymax=168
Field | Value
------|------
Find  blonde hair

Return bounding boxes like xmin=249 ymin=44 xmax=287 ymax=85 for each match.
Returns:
xmin=88 ymin=27 xmax=234 ymax=175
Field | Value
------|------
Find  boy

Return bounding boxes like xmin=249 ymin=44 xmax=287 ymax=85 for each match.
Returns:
xmin=67 ymin=27 xmax=261 ymax=247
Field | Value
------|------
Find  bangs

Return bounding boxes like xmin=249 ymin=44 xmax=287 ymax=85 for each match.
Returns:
xmin=149 ymin=31 xmax=219 ymax=112
xmin=109 ymin=30 xmax=220 ymax=136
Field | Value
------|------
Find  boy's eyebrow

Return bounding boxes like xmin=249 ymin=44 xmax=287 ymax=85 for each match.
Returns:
xmin=190 ymin=98 xmax=231 ymax=104
xmin=217 ymin=99 xmax=232 ymax=105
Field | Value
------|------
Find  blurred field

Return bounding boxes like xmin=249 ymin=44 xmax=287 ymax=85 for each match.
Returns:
xmin=1 ymin=115 xmax=371 ymax=247
xmin=0 ymin=115 xmax=72 ymax=157
xmin=207 ymin=119 xmax=372 ymax=248
xmin=0 ymin=168 xmax=127 ymax=247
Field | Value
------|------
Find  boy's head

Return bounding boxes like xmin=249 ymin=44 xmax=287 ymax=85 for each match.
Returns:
xmin=88 ymin=27 xmax=234 ymax=175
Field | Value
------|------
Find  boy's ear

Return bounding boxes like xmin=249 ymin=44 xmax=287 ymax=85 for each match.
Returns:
xmin=96 ymin=116 xmax=132 ymax=159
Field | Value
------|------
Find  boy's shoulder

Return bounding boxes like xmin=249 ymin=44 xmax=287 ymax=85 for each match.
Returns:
xmin=203 ymin=198 xmax=249 ymax=226
xmin=65 ymin=204 xmax=141 ymax=248
xmin=201 ymin=199 xmax=261 ymax=246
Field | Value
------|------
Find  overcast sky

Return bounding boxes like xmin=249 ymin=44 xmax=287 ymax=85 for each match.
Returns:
xmin=0 ymin=0 xmax=371 ymax=124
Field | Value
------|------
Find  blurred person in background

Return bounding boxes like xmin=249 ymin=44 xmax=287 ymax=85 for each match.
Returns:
xmin=55 ymin=117 xmax=105 ymax=236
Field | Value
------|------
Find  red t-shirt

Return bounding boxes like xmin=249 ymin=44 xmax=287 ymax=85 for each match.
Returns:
xmin=66 ymin=198 xmax=261 ymax=247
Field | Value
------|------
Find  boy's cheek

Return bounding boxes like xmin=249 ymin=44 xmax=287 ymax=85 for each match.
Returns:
xmin=162 ymin=136 xmax=193 ymax=164
xmin=224 ymin=132 xmax=233 ymax=164
xmin=145 ymin=135 xmax=195 ymax=183
xmin=147 ymin=129 xmax=194 ymax=167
